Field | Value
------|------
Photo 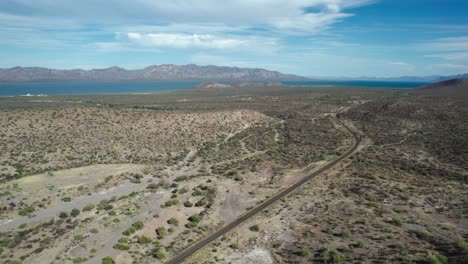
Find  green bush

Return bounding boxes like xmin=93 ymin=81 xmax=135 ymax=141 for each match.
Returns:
xmin=59 ymin=211 xmax=69 ymax=219
xmin=122 ymin=226 xmax=136 ymax=236
xmin=249 ymin=224 xmax=259 ymax=232
xmin=300 ymin=248 xmax=311 ymax=257
xmin=138 ymin=236 xmax=153 ymax=244
xmin=18 ymin=223 xmax=27 ymax=229
xmin=230 ymin=243 xmax=240 ymax=249
xmin=156 ymin=227 xmax=167 ymax=238
xmin=83 ymin=203 xmax=95 ymax=211
xmin=132 ymin=221 xmax=144 ymax=230
xmin=184 ymin=201 xmax=193 ymax=207
xmin=195 ymin=198 xmax=207 ymax=207
xmin=426 ymin=253 xmax=447 ymax=264
xmin=188 ymin=213 xmax=201 ymax=223
xmin=167 ymin=217 xmax=179 ymax=226
xmin=320 ymin=248 xmax=346 ymax=263
xmin=62 ymin=197 xmax=72 ymax=202
xmin=90 ymin=228 xmax=99 ymax=234
xmin=392 ymin=216 xmax=403 ymax=226
xmin=74 ymin=234 xmax=84 ymax=241
xmin=340 ymin=230 xmax=352 ymax=238
xmin=175 ymin=175 xmax=188 ymax=182
xmin=153 ymin=248 xmax=166 ymax=259
xmin=102 ymin=256 xmax=115 ymax=264
xmin=18 ymin=205 xmax=35 ymax=216
xmin=192 ymin=189 xmax=202 ymax=196
xmin=114 ymin=243 xmax=130 ymax=250
xmin=70 ymin=208 xmax=81 ymax=217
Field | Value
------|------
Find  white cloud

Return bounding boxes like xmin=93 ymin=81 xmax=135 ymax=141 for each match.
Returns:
xmin=418 ymin=36 xmax=468 ymax=52
xmin=0 ymin=0 xmax=375 ymax=34
xmin=112 ymin=32 xmax=278 ymax=52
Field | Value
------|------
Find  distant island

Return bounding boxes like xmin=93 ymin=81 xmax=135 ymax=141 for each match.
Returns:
xmin=0 ymin=64 xmax=307 ymax=83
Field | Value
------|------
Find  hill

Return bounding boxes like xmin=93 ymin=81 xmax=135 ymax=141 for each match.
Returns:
xmin=414 ymin=78 xmax=468 ymax=97
xmin=0 ymin=64 xmax=306 ymax=83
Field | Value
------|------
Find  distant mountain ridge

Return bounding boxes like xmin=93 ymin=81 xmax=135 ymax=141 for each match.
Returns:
xmin=0 ymin=64 xmax=306 ymax=83
xmin=350 ymin=73 xmax=468 ymax=82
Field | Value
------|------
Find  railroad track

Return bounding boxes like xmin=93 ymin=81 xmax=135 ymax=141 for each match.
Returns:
xmin=166 ymin=112 xmax=361 ymax=264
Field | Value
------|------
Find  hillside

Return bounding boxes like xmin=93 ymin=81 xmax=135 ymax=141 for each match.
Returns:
xmin=0 ymin=65 xmax=306 ymax=83
xmin=414 ymin=78 xmax=468 ymax=97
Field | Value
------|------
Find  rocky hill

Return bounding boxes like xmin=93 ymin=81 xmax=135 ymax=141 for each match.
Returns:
xmin=0 ymin=64 xmax=306 ymax=83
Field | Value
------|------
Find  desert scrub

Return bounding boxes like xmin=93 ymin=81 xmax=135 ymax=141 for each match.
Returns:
xmin=122 ymin=226 xmax=136 ymax=236
xmin=320 ymin=248 xmax=346 ymax=263
xmin=300 ymin=248 xmax=311 ymax=257
xmin=391 ymin=216 xmax=403 ymax=226
xmin=340 ymin=229 xmax=352 ymax=238
xmin=426 ymin=252 xmax=447 ymax=264
xmin=113 ymin=243 xmax=130 ymax=250
xmin=132 ymin=221 xmax=145 ymax=230
xmin=138 ymin=236 xmax=152 ymax=244
xmin=249 ymin=224 xmax=259 ymax=232
xmin=167 ymin=217 xmax=179 ymax=226
xmin=18 ymin=205 xmax=35 ymax=216
xmin=153 ymin=248 xmax=166 ymax=259
xmin=102 ymin=256 xmax=115 ymax=264
xmin=156 ymin=227 xmax=167 ymax=238
xmin=230 ymin=243 xmax=240 ymax=249
xmin=59 ymin=211 xmax=69 ymax=219
xmin=82 ymin=203 xmax=95 ymax=211
xmin=70 ymin=208 xmax=80 ymax=217
xmin=183 ymin=200 xmax=193 ymax=207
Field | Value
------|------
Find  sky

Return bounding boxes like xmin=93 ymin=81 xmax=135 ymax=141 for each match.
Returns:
xmin=0 ymin=0 xmax=467 ymax=78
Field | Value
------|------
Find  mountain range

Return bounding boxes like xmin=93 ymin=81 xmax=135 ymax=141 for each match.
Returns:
xmin=345 ymin=74 xmax=468 ymax=82
xmin=0 ymin=65 xmax=306 ymax=83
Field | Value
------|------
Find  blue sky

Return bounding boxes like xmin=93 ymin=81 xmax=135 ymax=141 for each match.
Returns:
xmin=0 ymin=0 xmax=467 ymax=77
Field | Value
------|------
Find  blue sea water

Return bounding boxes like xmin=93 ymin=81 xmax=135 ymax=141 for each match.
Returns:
xmin=0 ymin=80 xmax=428 ymax=96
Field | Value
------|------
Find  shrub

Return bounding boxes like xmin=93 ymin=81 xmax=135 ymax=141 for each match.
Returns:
xmin=102 ymin=256 xmax=115 ymax=264
xmin=357 ymin=240 xmax=365 ymax=248
xmin=18 ymin=206 xmax=35 ymax=216
xmin=195 ymin=198 xmax=207 ymax=207
xmin=178 ymin=187 xmax=188 ymax=194
xmin=192 ymin=189 xmax=202 ymax=196
xmin=320 ymin=248 xmax=346 ymax=263
xmin=153 ymin=248 xmax=166 ymax=259
xmin=300 ymin=248 xmax=311 ymax=257
xmin=340 ymin=230 xmax=352 ymax=238
xmin=59 ymin=211 xmax=69 ymax=219
xmin=132 ymin=221 xmax=144 ymax=230
xmin=175 ymin=175 xmax=188 ymax=182
xmin=74 ymin=234 xmax=84 ymax=241
xmin=417 ymin=230 xmax=431 ymax=240
xmin=114 ymin=243 xmax=130 ymax=250
xmin=18 ymin=223 xmax=27 ymax=229
xmin=70 ymin=208 xmax=81 ymax=217
xmin=457 ymin=240 xmax=468 ymax=252
xmin=122 ymin=227 xmax=136 ymax=236
xmin=392 ymin=216 xmax=403 ymax=226
xmin=90 ymin=228 xmax=99 ymax=234
xmin=183 ymin=201 xmax=193 ymax=207
xmin=62 ymin=197 xmax=72 ymax=202
xmin=41 ymin=236 xmax=52 ymax=245
xmin=167 ymin=217 xmax=179 ymax=226
xmin=426 ymin=253 xmax=447 ymax=264
xmin=138 ymin=236 xmax=153 ymax=244
xmin=156 ymin=227 xmax=166 ymax=238
xmin=188 ymin=213 xmax=201 ymax=223
xmin=230 ymin=243 xmax=240 ymax=249
xmin=83 ymin=203 xmax=95 ymax=211
xmin=249 ymin=224 xmax=259 ymax=232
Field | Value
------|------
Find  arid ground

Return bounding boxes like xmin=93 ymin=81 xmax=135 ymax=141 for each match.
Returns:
xmin=0 ymin=81 xmax=467 ymax=264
